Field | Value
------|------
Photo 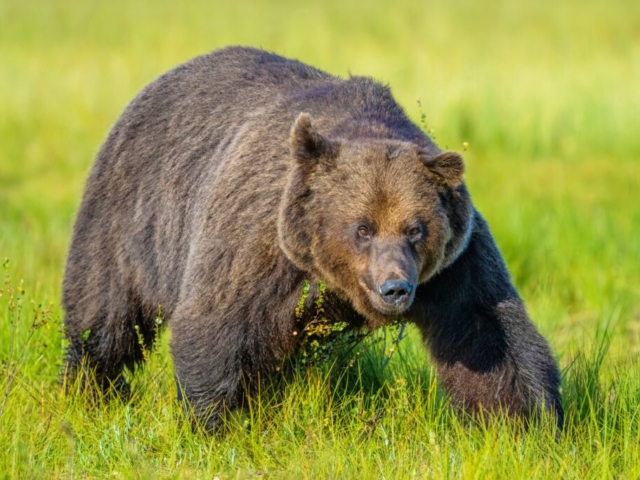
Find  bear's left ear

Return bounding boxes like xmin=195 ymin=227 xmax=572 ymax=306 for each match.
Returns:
xmin=290 ymin=113 xmax=338 ymax=166
xmin=420 ymin=150 xmax=465 ymax=188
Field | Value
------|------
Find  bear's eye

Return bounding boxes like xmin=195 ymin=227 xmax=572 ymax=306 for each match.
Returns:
xmin=408 ymin=226 xmax=422 ymax=237
xmin=357 ymin=226 xmax=370 ymax=238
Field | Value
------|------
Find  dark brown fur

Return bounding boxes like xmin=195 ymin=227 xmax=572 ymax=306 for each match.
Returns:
xmin=63 ymin=46 xmax=562 ymax=431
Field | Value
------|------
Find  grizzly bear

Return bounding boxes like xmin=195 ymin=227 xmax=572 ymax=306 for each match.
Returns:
xmin=63 ymin=46 xmax=563 ymax=431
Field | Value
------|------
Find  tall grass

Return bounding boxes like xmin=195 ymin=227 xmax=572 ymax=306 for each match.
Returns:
xmin=1 ymin=0 xmax=639 ymax=477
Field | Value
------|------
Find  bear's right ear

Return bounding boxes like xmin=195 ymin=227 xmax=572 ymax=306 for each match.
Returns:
xmin=290 ymin=113 xmax=338 ymax=165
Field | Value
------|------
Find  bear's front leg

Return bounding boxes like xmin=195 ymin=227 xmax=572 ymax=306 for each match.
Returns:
xmin=170 ymin=299 xmax=250 ymax=432
xmin=412 ymin=214 xmax=563 ymax=428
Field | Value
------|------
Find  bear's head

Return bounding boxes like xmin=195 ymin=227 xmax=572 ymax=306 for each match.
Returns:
xmin=278 ymin=113 xmax=475 ymax=326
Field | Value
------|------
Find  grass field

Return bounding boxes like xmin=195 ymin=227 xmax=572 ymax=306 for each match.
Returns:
xmin=1 ymin=0 xmax=639 ymax=477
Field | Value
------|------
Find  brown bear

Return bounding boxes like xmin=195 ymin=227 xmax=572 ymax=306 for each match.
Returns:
xmin=62 ymin=46 xmax=563 ymax=431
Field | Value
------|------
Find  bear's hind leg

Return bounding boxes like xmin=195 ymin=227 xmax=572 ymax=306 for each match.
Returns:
xmin=62 ymin=285 xmax=154 ymax=399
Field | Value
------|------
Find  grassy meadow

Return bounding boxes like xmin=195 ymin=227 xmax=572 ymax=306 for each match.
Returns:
xmin=1 ymin=0 xmax=639 ymax=477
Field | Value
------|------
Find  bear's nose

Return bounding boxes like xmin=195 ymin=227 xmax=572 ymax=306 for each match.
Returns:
xmin=378 ymin=280 xmax=413 ymax=306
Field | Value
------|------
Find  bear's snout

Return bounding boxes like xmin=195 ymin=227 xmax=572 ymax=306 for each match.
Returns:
xmin=362 ymin=239 xmax=419 ymax=315
xmin=378 ymin=279 xmax=413 ymax=308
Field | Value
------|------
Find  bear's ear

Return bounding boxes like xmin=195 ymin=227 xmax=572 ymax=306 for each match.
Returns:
xmin=420 ymin=150 xmax=465 ymax=187
xmin=290 ymin=113 xmax=338 ymax=165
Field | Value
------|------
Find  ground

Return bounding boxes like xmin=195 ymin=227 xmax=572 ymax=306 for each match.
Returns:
xmin=0 ymin=0 xmax=639 ymax=477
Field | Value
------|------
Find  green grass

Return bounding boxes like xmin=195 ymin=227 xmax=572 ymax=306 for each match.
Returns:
xmin=1 ymin=0 xmax=639 ymax=477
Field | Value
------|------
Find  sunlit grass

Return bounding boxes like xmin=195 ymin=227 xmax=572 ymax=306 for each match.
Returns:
xmin=1 ymin=272 xmax=638 ymax=477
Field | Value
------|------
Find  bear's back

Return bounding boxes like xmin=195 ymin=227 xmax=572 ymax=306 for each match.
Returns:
xmin=136 ymin=47 xmax=334 ymax=116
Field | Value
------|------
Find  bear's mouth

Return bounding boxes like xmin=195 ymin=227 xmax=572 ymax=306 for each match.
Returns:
xmin=369 ymin=291 xmax=415 ymax=316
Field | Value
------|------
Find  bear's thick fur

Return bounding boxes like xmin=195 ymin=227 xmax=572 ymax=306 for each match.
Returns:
xmin=63 ymin=46 xmax=562 ymax=430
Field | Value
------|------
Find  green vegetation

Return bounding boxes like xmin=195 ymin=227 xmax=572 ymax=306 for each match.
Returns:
xmin=1 ymin=0 xmax=639 ymax=477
